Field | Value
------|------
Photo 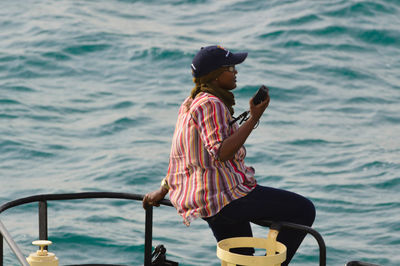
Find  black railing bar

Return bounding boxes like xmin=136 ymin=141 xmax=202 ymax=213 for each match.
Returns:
xmin=1 ymin=233 xmax=3 ymax=266
xmin=252 ymin=220 xmax=326 ymax=266
xmin=38 ymin=201 xmax=48 ymax=244
xmin=144 ymin=206 xmax=153 ymax=266
xmin=0 ymin=220 xmax=30 ymax=266
xmin=0 ymin=192 xmax=174 ymax=214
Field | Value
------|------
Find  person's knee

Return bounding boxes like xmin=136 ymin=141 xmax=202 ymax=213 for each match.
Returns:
xmin=302 ymin=197 xmax=316 ymax=226
xmin=288 ymin=195 xmax=316 ymax=226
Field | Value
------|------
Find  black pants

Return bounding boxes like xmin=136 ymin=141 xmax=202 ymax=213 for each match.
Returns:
xmin=203 ymin=185 xmax=316 ymax=265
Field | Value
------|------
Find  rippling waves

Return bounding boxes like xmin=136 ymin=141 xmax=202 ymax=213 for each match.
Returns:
xmin=1 ymin=0 xmax=399 ymax=265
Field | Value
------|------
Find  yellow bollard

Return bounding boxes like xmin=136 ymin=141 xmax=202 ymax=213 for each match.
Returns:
xmin=217 ymin=229 xmax=286 ymax=266
xmin=26 ymin=240 xmax=59 ymax=266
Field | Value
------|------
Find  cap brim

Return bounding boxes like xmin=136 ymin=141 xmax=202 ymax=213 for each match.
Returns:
xmin=230 ymin=52 xmax=248 ymax=65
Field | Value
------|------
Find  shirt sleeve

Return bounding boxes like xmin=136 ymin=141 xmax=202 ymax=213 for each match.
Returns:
xmin=191 ymin=97 xmax=231 ymax=159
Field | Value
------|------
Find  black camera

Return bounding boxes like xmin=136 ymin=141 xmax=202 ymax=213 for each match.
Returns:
xmin=252 ymin=85 xmax=269 ymax=105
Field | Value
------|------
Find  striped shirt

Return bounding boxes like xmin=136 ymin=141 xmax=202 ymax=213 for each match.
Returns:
xmin=166 ymin=92 xmax=257 ymax=225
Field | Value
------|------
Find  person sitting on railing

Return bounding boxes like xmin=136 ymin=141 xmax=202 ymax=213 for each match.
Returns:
xmin=142 ymin=45 xmax=316 ymax=265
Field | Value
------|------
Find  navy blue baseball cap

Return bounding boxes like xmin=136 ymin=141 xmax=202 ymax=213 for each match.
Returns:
xmin=191 ymin=45 xmax=248 ymax=78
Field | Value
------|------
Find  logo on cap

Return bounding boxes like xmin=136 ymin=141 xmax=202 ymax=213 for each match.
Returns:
xmin=217 ymin=46 xmax=230 ymax=57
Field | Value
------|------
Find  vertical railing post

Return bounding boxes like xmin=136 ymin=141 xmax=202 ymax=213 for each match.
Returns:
xmin=1 ymin=232 xmax=3 ymax=266
xmin=38 ymin=201 xmax=48 ymax=248
xmin=144 ymin=206 xmax=153 ymax=266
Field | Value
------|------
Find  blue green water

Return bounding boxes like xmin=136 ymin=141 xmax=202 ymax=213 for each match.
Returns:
xmin=1 ymin=0 xmax=399 ymax=265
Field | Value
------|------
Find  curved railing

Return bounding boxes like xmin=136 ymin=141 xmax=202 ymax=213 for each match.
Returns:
xmin=1 ymin=192 xmax=326 ymax=266
xmin=1 ymin=192 xmax=172 ymax=266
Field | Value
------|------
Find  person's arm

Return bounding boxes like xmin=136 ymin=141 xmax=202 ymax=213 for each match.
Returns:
xmin=218 ymin=96 xmax=270 ymax=162
xmin=142 ymin=179 xmax=169 ymax=209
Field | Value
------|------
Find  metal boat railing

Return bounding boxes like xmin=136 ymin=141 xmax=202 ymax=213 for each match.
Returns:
xmin=0 ymin=192 xmax=173 ymax=266
xmin=252 ymin=220 xmax=326 ymax=266
xmin=1 ymin=192 xmax=326 ymax=266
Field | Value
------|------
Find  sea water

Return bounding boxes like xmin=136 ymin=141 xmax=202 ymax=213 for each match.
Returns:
xmin=0 ymin=1 xmax=399 ymax=265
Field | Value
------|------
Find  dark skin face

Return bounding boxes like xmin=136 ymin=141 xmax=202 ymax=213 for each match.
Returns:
xmin=212 ymin=66 xmax=238 ymax=90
